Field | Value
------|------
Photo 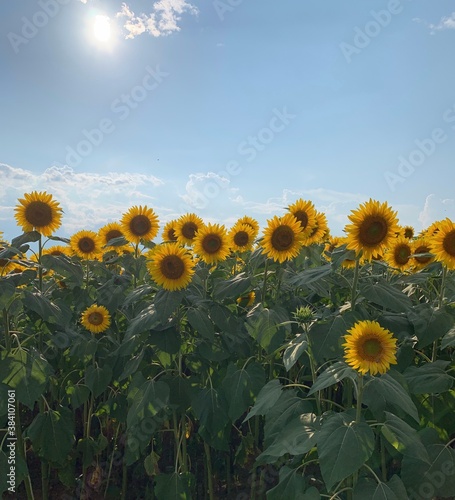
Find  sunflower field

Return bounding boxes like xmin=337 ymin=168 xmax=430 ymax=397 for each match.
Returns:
xmin=1 ymin=192 xmax=455 ymax=500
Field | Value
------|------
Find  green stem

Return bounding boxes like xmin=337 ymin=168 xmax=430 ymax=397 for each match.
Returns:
xmin=355 ymin=375 xmax=364 ymax=424
xmin=104 ymin=421 xmax=121 ymax=497
xmin=380 ymin=434 xmax=387 ymax=482
xmin=204 ymin=441 xmax=214 ymax=500
xmin=38 ymin=235 xmax=43 ymax=293
xmin=3 ymin=309 xmax=11 ymax=353
xmin=15 ymin=401 xmax=35 ymax=500
xmin=308 ymin=341 xmax=321 ymax=415
xmin=432 ymin=265 xmax=448 ymax=362
xmin=261 ymin=259 xmax=269 ymax=304
xmin=351 ymin=258 xmax=360 ymax=310
xmin=121 ymin=459 xmax=128 ymax=500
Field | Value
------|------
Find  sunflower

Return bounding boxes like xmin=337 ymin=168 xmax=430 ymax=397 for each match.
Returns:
xmin=0 ymin=247 xmax=14 ymax=276
xmin=344 ymin=199 xmax=399 ymax=261
xmin=287 ymin=198 xmax=317 ymax=237
xmin=98 ymin=222 xmax=128 ymax=248
xmin=147 ymin=243 xmax=195 ymax=290
xmin=236 ymin=291 xmax=256 ymax=308
xmin=261 ymin=213 xmax=305 ymax=263
xmin=162 ymin=220 xmax=179 ymax=243
xmin=383 ymin=237 xmax=413 ymax=272
xmin=120 ymin=206 xmax=159 ymax=244
xmin=236 ymin=216 xmax=260 ymax=237
xmin=70 ymin=230 xmax=102 ymax=260
xmin=193 ymin=223 xmax=230 ymax=264
xmin=343 ymin=320 xmax=397 ymax=376
xmin=304 ymin=211 xmax=329 ymax=245
xmin=429 ymin=218 xmax=455 ymax=269
xmin=14 ymin=191 xmax=62 ymax=237
xmin=42 ymin=245 xmax=70 ymax=257
xmin=228 ymin=223 xmax=256 ymax=252
xmin=411 ymin=238 xmax=435 ymax=271
xmin=0 ymin=231 xmax=4 ymax=242
xmin=324 ymin=236 xmax=343 ymax=257
xmin=401 ymin=226 xmax=415 ymax=239
xmin=175 ymin=213 xmax=204 ymax=246
xmin=81 ymin=304 xmax=111 ymax=334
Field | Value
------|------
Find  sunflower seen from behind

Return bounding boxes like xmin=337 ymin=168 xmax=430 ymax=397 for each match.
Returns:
xmin=14 ymin=191 xmax=63 ymax=237
xmin=147 ymin=243 xmax=195 ymax=291
xmin=343 ymin=320 xmax=397 ymax=376
xmin=429 ymin=218 xmax=455 ymax=269
xmin=70 ymin=230 xmax=102 ymax=260
xmin=121 ymin=206 xmax=159 ymax=244
xmin=81 ymin=304 xmax=111 ymax=334
xmin=344 ymin=199 xmax=399 ymax=261
xmin=193 ymin=223 xmax=230 ymax=264
xmin=261 ymin=213 xmax=305 ymax=263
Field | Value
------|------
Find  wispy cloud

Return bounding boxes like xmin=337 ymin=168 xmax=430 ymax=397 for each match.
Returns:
xmin=116 ymin=0 xmax=198 ymax=39
xmin=414 ymin=13 xmax=455 ymax=34
xmin=419 ymin=194 xmax=455 ymax=229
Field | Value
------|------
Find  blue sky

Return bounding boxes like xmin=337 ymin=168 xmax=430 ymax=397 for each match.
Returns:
xmin=1 ymin=0 xmax=455 ymax=241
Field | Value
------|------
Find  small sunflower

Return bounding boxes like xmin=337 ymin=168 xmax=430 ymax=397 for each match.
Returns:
xmin=324 ymin=236 xmax=343 ymax=257
xmin=261 ymin=213 xmax=305 ymax=263
xmin=42 ymin=245 xmax=70 ymax=257
xmin=81 ymin=304 xmax=111 ymax=334
xmin=287 ymin=198 xmax=317 ymax=237
xmin=344 ymin=199 xmax=400 ymax=261
xmin=304 ymin=211 xmax=329 ymax=245
xmin=343 ymin=320 xmax=397 ymax=376
xmin=147 ymin=243 xmax=195 ymax=290
xmin=120 ymin=206 xmax=159 ymax=244
xmin=162 ymin=220 xmax=179 ymax=243
xmin=70 ymin=230 xmax=102 ymax=260
xmin=0 ymin=247 xmax=14 ymax=276
xmin=193 ymin=223 xmax=230 ymax=264
xmin=228 ymin=223 xmax=256 ymax=252
xmin=402 ymin=226 xmax=415 ymax=239
xmin=14 ymin=191 xmax=62 ymax=237
xmin=429 ymin=218 xmax=455 ymax=269
xmin=99 ymin=222 xmax=128 ymax=248
xmin=236 ymin=216 xmax=260 ymax=237
xmin=384 ymin=237 xmax=413 ymax=272
xmin=411 ymin=238 xmax=434 ymax=271
xmin=236 ymin=291 xmax=256 ymax=308
xmin=175 ymin=213 xmax=204 ymax=246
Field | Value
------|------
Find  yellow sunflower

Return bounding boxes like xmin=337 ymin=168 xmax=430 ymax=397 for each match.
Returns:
xmin=175 ymin=213 xmax=204 ymax=246
xmin=193 ymin=223 xmax=230 ymax=264
xmin=287 ymin=198 xmax=317 ymax=237
xmin=0 ymin=247 xmax=14 ymax=276
xmin=120 ymin=206 xmax=159 ymax=244
xmin=0 ymin=231 xmax=4 ymax=242
xmin=99 ymin=222 xmax=128 ymax=248
xmin=261 ymin=213 xmax=305 ymax=263
xmin=81 ymin=304 xmax=111 ymax=334
xmin=343 ymin=320 xmax=397 ymax=376
xmin=236 ymin=216 xmax=260 ymax=237
xmin=304 ymin=211 xmax=329 ymax=245
xmin=402 ymin=226 xmax=415 ymax=239
xmin=324 ymin=236 xmax=343 ymax=257
xmin=344 ymin=199 xmax=400 ymax=261
xmin=384 ymin=237 xmax=413 ymax=272
xmin=162 ymin=220 xmax=179 ymax=243
xmin=147 ymin=243 xmax=195 ymax=291
xmin=42 ymin=245 xmax=70 ymax=257
xmin=411 ymin=238 xmax=435 ymax=271
xmin=70 ymin=230 xmax=102 ymax=260
xmin=236 ymin=291 xmax=256 ymax=308
xmin=14 ymin=191 xmax=62 ymax=237
xmin=228 ymin=223 xmax=256 ymax=252
xmin=429 ymin=218 xmax=455 ymax=269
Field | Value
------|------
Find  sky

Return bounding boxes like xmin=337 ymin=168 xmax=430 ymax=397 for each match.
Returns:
xmin=1 ymin=0 xmax=455 ymax=241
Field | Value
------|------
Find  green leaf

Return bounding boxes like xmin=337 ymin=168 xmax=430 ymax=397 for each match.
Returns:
xmin=22 ymin=290 xmax=71 ymax=326
xmin=286 ymin=264 xmax=332 ymax=287
xmin=85 ymin=364 xmax=113 ymax=398
xmin=441 ymin=327 xmax=455 ymax=349
xmin=122 ymin=284 xmax=153 ymax=308
xmin=266 ymin=466 xmax=307 ymax=499
xmin=283 ymin=333 xmax=308 ymax=372
xmin=118 ymin=351 xmax=144 ymax=381
xmin=154 ymin=289 xmax=184 ymax=323
xmin=360 ymin=280 xmax=412 ymax=313
xmin=11 ymin=231 xmax=41 ymax=247
xmin=26 ymin=407 xmax=74 ymax=464
xmin=124 ymin=304 xmax=160 ymax=340
xmin=403 ymin=361 xmax=453 ymax=394
xmin=246 ymin=305 xmax=289 ymax=353
xmin=187 ymin=307 xmax=215 ymax=341
xmin=65 ymin=384 xmax=90 ymax=408
xmin=213 ymin=272 xmax=251 ymax=300
xmin=127 ymin=379 xmax=170 ymax=428
xmin=154 ymin=472 xmax=194 ymax=500
xmin=221 ymin=362 xmax=265 ymax=421
xmin=307 ymin=314 xmax=350 ymax=363
xmin=407 ymin=304 xmax=454 ymax=348
xmin=191 ymin=387 xmax=230 ymax=435
xmin=210 ymin=303 xmax=244 ymax=335
xmin=0 ymin=282 xmax=15 ymax=309
xmin=243 ymin=379 xmax=282 ymax=423
xmin=40 ymin=254 xmax=83 ymax=285
xmin=0 ymin=349 xmax=53 ymax=409
xmin=318 ymin=410 xmax=375 ymax=491
xmin=308 ymin=361 xmax=357 ymax=396
xmin=353 ymin=478 xmax=398 ymax=500
xmin=381 ymin=412 xmax=429 ymax=463
xmin=363 ymin=373 xmax=419 ymax=422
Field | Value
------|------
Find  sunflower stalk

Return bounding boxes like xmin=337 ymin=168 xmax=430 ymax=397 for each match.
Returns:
xmin=350 ymin=258 xmax=360 ymax=310
xmin=432 ymin=265 xmax=448 ymax=362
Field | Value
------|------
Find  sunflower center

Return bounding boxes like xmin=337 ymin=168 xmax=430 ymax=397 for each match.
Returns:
xmin=25 ymin=201 xmax=53 ymax=227
xmin=182 ymin=222 xmax=197 ymax=240
xmin=234 ymin=231 xmax=249 ymax=247
xmin=404 ymin=227 xmax=414 ymax=239
xmin=202 ymin=234 xmax=222 ymax=254
xmin=442 ymin=230 xmax=455 ymax=256
xmin=271 ymin=226 xmax=294 ymax=251
xmin=394 ymin=244 xmax=411 ymax=265
xmin=78 ymin=237 xmax=95 ymax=254
xmin=130 ymin=215 xmax=152 ymax=237
xmin=160 ymin=255 xmax=185 ymax=279
xmin=359 ymin=216 xmax=388 ymax=246
xmin=88 ymin=312 xmax=104 ymax=326
xmin=361 ymin=337 xmax=383 ymax=360
xmin=168 ymin=229 xmax=178 ymax=241
xmin=50 ymin=250 xmax=65 ymax=256
xmin=106 ymin=229 xmax=122 ymax=241
xmin=414 ymin=245 xmax=431 ymax=264
xmin=293 ymin=210 xmax=308 ymax=229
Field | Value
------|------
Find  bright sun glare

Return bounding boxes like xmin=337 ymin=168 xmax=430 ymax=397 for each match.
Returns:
xmin=93 ymin=15 xmax=111 ymax=43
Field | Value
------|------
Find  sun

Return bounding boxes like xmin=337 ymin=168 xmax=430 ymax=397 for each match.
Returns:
xmin=93 ymin=15 xmax=111 ymax=43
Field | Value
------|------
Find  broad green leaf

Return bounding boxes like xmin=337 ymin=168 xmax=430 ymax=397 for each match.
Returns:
xmin=243 ymin=379 xmax=282 ymax=423
xmin=41 ymin=254 xmax=83 ymax=285
xmin=286 ymin=264 xmax=332 ymax=287
xmin=407 ymin=304 xmax=454 ymax=348
xmin=65 ymin=384 xmax=90 ymax=408
xmin=246 ymin=305 xmax=289 ymax=353
xmin=22 ymin=290 xmax=71 ymax=326
xmin=386 ymin=475 xmax=409 ymax=500
xmin=154 ymin=289 xmax=184 ymax=322
xmin=441 ymin=327 xmax=455 ymax=349
xmin=187 ymin=307 xmax=215 ymax=341
xmin=266 ymin=466 xmax=307 ymax=499
xmin=363 ymin=373 xmax=419 ymax=422
xmin=26 ymin=407 xmax=74 ymax=464
xmin=127 ymin=379 xmax=170 ymax=428
xmin=122 ymin=284 xmax=153 ymax=308
xmin=403 ymin=361 xmax=453 ymax=394
xmin=213 ymin=272 xmax=251 ymax=300
xmin=317 ymin=410 xmax=375 ymax=491
xmin=85 ymin=364 xmax=113 ymax=398
xmin=360 ymin=280 xmax=412 ymax=313
xmin=154 ymin=472 xmax=194 ymax=500
xmin=191 ymin=387 xmax=230 ymax=435
xmin=124 ymin=304 xmax=160 ymax=340
xmin=283 ymin=333 xmax=308 ymax=372
xmin=308 ymin=361 xmax=357 ymax=396
xmin=118 ymin=351 xmax=144 ymax=381
xmin=353 ymin=477 xmax=398 ymax=500
xmin=381 ymin=412 xmax=429 ymax=463
xmin=0 ymin=282 xmax=15 ymax=309
xmin=210 ymin=303 xmax=244 ymax=335
xmin=11 ymin=231 xmax=41 ymax=247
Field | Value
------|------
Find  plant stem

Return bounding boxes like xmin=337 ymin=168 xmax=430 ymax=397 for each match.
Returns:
xmin=380 ymin=434 xmax=387 ymax=482
xmin=351 ymin=258 xmax=360 ymax=310
xmin=261 ymin=259 xmax=269 ymax=304
xmin=3 ymin=309 xmax=11 ymax=353
xmin=355 ymin=375 xmax=364 ymax=424
xmin=432 ymin=265 xmax=448 ymax=362
xmin=204 ymin=441 xmax=214 ymax=500
xmin=38 ymin=235 xmax=43 ymax=293
xmin=15 ymin=401 xmax=35 ymax=500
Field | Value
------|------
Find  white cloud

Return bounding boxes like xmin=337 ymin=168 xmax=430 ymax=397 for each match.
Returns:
xmin=116 ymin=0 xmax=197 ymax=39
xmin=414 ymin=12 xmax=455 ymax=34
xmin=419 ymin=194 xmax=455 ymax=229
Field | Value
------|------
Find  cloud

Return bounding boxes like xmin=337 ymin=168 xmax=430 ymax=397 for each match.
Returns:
xmin=414 ymin=13 xmax=455 ymax=34
xmin=419 ymin=194 xmax=455 ymax=229
xmin=116 ymin=0 xmax=197 ymax=39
